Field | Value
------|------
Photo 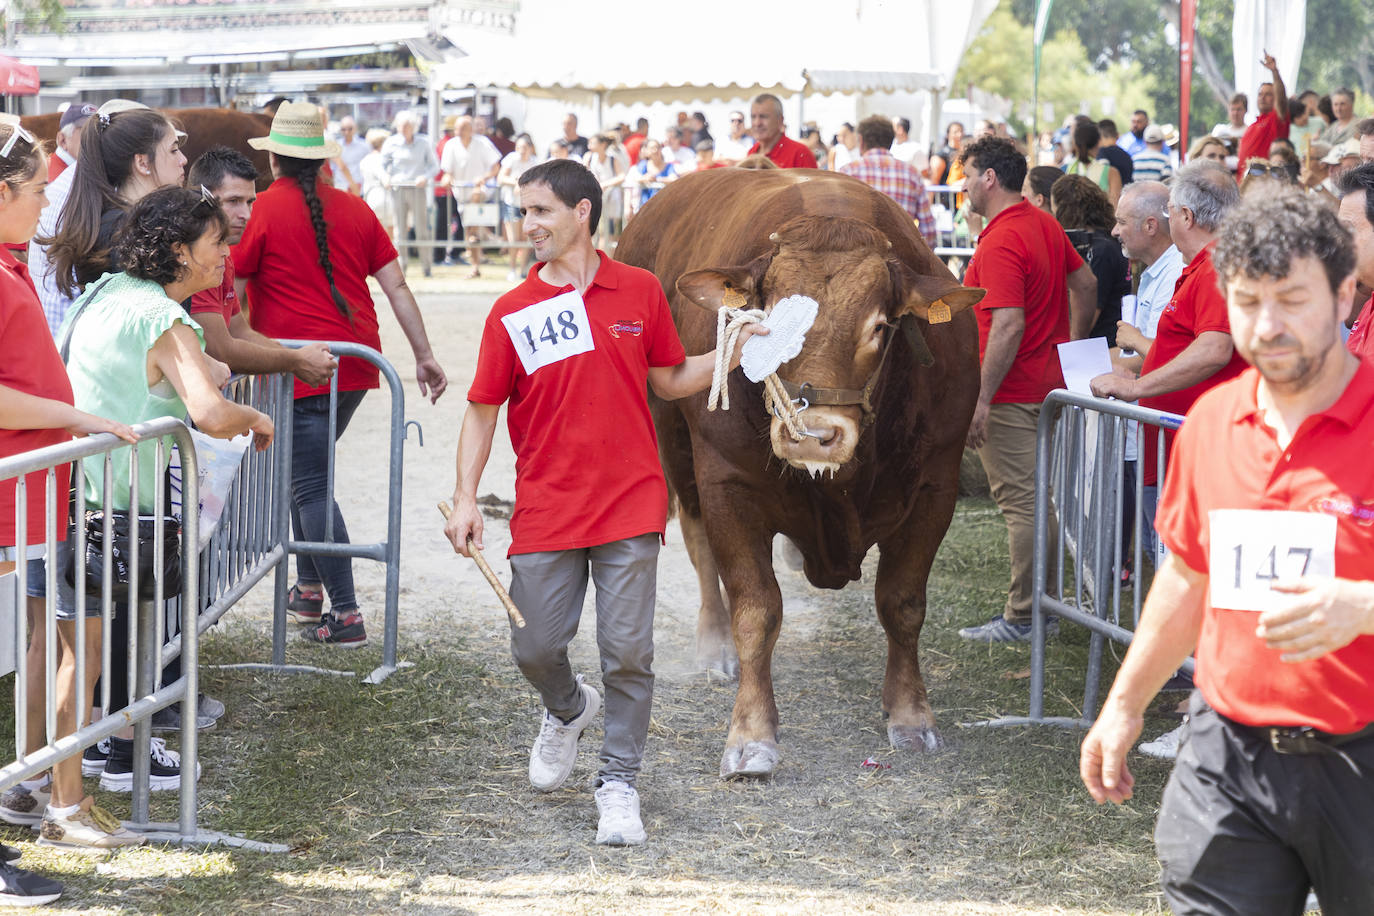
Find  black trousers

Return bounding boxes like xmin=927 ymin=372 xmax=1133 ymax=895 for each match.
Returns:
xmin=1156 ymin=692 xmax=1374 ymax=916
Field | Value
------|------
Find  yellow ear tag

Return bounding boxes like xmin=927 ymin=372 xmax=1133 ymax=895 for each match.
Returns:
xmin=722 ymin=288 xmax=747 ymax=310
xmin=928 ymin=300 xmax=952 ymax=324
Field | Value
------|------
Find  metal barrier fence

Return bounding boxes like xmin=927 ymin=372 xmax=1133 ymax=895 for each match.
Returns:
xmin=0 ymin=343 xmax=415 ymax=849
xmin=0 ymin=417 xmax=237 ymax=846
xmin=927 ymin=185 xmax=977 ymax=262
xmin=981 ymin=390 xmax=1185 ymax=729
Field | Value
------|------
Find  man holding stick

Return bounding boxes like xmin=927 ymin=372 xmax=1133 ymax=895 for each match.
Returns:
xmin=444 ymin=159 xmax=764 ymax=846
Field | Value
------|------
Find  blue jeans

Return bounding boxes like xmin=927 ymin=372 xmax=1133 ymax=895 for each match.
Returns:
xmin=291 ymin=391 xmax=366 ymax=613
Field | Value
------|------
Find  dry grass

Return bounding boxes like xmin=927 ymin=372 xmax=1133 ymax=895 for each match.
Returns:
xmin=0 ymin=497 xmax=1180 ymax=915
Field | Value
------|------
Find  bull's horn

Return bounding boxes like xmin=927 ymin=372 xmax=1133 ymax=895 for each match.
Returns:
xmin=768 ymin=232 xmax=780 ymax=243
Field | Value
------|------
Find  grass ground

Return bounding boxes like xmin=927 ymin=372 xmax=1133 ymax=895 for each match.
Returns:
xmin=0 ymin=497 xmax=1184 ymax=915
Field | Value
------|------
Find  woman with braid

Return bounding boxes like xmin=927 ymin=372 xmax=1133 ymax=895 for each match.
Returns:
xmin=237 ymin=102 xmax=448 ymax=647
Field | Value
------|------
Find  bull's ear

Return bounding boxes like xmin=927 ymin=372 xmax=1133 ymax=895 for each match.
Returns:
xmin=677 ymin=268 xmax=758 ymax=313
xmin=895 ymin=267 xmax=985 ymax=324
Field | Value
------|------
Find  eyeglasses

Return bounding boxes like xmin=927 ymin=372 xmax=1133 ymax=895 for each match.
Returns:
xmin=1246 ymin=162 xmax=1277 ymax=176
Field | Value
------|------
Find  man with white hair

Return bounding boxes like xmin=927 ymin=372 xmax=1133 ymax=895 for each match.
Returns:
xmin=746 ymin=93 xmax=815 ymax=169
xmin=715 ymin=111 xmax=752 ymax=165
xmin=49 ymin=102 xmax=95 ymax=181
xmin=333 ymin=116 xmax=369 ymax=195
xmin=380 ymin=111 xmax=439 ymax=277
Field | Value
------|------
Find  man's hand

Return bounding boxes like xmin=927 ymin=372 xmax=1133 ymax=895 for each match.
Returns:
xmin=416 ymin=355 xmax=448 ymax=404
xmin=413 ymin=176 xmax=428 ymax=187
xmin=966 ymin=400 xmax=990 ymax=450
xmin=1261 ymin=51 xmax=1278 ymax=73
xmin=248 ymin=410 xmax=274 ymax=452
xmin=348 ymin=181 xmax=361 ymax=196
xmin=726 ymin=323 xmax=770 ymax=370
xmin=1090 ymin=371 xmax=1138 ymax=401
xmin=292 ymin=343 xmax=338 ymax=387
xmin=1257 ymin=577 xmax=1374 ymax=663
xmin=1080 ymin=706 xmax=1142 ymax=804
xmin=67 ymin=411 xmax=138 ymax=445
xmin=1116 ymin=322 xmax=1147 ymax=353
xmin=470 ymin=188 xmax=486 ymax=204
xmin=444 ymin=495 xmax=484 ymax=558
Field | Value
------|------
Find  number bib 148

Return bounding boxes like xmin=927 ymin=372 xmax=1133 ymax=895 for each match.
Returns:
xmin=501 ymin=290 xmax=595 ymax=375
xmin=1208 ymin=509 xmax=1336 ymax=612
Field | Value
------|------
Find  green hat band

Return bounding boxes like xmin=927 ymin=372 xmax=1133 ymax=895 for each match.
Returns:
xmin=269 ymin=131 xmax=325 ymax=148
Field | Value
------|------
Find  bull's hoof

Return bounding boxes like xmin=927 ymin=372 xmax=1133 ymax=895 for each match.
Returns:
xmin=888 ymin=724 xmax=943 ymax=752
xmin=720 ymin=740 xmax=780 ymax=779
xmin=695 ymin=641 xmax=739 ymax=680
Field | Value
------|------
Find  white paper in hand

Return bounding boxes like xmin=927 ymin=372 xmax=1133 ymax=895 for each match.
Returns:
xmin=739 ymin=295 xmax=819 ymax=383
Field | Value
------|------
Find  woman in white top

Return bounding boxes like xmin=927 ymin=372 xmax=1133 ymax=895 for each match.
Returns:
xmin=358 ymin=128 xmax=392 ymax=236
xmin=583 ymin=132 xmax=626 ymax=250
xmin=497 ymin=134 xmax=541 ymax=283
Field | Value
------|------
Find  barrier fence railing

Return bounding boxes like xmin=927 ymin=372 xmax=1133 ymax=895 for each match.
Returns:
xmin=927 ymin=185 xmax=977 ymax=262
xmin=0 ymin=343 xmax=415 ymax=850
xmin=979 ymin=389 xmax=1185 ymax=730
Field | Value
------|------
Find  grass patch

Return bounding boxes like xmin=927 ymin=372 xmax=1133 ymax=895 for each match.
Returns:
xmin=0 ymin=497 xmax=1177 ymax=914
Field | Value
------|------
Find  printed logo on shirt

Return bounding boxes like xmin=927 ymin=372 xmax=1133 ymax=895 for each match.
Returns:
xmin=608 ymin=320 xmax=643 ymax=339
xmin=501 ymin=289 xmax=595 ymax=375
xmin=1315 ymin=495 xmax=1374 ymax=527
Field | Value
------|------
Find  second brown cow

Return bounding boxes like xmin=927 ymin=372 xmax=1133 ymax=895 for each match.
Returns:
xmin=616 ymin=168 xmax=983 ymax=778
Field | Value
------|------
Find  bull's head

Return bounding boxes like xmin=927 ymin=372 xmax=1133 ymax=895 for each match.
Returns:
xmin=678 ymin=215 xmax=982 ymax=477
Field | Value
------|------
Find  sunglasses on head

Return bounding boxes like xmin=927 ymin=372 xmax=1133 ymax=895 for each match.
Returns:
xmin=191 ymin=184 xmax=220 ymax=215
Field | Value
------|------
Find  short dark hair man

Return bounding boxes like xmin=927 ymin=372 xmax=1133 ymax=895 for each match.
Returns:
xmin=1337 ymin=161 xmax=1374 ymax=359
xmin=445 ymin=159 xmax=763 ymax=846
xmin=746 ymin=93 xmax=816 ymax=169
xmin=839 ymin=115 xmax=936 ymax=246
xmin=186 ymin=146 xmax=336 ymax=386
xmin=1235 ymin=52 xmax=1290 ymax=179
xmin=956 ymin=136 xmax=1097 ymax=643
xmin=1119 ymin=109 xmax=1152 ymax=156
xmin=560 ymin=113 xmax=588 ymax=159
xmin=1096 ymin=118 xmax=1134 ymax=184
xmin=1082 ymin=184 xmax=1374 ymax=914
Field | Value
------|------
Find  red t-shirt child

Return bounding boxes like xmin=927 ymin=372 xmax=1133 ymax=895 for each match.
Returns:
xmin=468 ymin=253 xmax=687 ymax=555
xmin=747 ymin=135 xmax=818 ymax=169
xmin=233 ymin=176 xmax=397 ymax=399
xmin=0 ymin=248 xmax=72 ymax=548
xmin=1157 ymin=363 xmax=1374 ymax=733
xmin=188 ymin=256 xmax=240 ymax=325
xmin=1235 ymin=109 xmax=1289 ymax=180
xmin=964 ymin=199 xmax=1083 ymax=403
xmin=1140 ymin=246 xmax=1248 ymax=484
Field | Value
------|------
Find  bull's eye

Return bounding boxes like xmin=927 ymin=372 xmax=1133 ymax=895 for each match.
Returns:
xmin=870 ymin=320 xmax=890 ymax=343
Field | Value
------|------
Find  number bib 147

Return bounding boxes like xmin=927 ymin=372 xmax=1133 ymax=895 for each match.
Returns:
xmin=1208 ymin=509 xmax=1336 ymax=612
xmin=501 ymin=289 xmax=595 ymax=375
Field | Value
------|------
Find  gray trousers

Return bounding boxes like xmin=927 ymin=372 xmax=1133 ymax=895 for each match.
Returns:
xmin=508 ymin=534 xmax=659 ymax=786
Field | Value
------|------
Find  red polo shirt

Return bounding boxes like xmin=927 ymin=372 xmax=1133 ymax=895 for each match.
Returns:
xmin=963 ymin=200 xmax=1082 ymax=404
xmin=747 ymin=134 xmax=818 ymax=169
xmin=468 ymin=253 xmax=686 ymax=555
xmin=1235 ymin=109 xmax=1289 ymax=180
xmin=1140 ymin=246 xmax=1247 ymax=484
xmin=0 ymin=248 xmax=72 ymax=547
xmin=1157 ymin=363 xmax=1374 ymax=733
xmin=1346 ymin=294 xmax=1374 ymax=362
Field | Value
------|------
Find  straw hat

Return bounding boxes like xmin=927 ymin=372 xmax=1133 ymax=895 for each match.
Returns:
xmin=248 ymin=101 xmax=340 ymax=159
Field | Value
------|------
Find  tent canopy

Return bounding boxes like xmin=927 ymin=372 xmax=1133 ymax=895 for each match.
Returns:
xmin=0 ymin=57 xmax=40 ymax=97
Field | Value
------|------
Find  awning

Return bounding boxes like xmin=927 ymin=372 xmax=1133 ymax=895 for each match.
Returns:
xmin=0 ymin=56 xmax=40 ymax=96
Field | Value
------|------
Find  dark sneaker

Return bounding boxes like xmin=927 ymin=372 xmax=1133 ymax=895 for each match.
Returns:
xmin=81 ymin=738 xmax=110 ymax=778
xmin=150 ymin=703 xmax=216 ymax=733
xmin=0 ymin=843 xmax=20 ymax=863
xmin=301 ymin=612 xmax=367 ymax=649
xmin=99 ymin=737 xmax=200 ymax=793
xmin=0 ymin=861 xmax=62 ymax=906
xmin=287 ymin=584 xmax=325 ymax=625
xmin=957 ymin=614 xmax=1059 ymax=643
xmin=0 ymin=783 xmax=49 ymax=827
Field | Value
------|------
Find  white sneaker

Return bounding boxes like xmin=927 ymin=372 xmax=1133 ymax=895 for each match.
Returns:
xmin=528 ymin=677 xmax=600 ymax=792
xmin=594 ymin=780 xmax=646 ymax=846
xmin=1139 ymin=723 xmax=1185 ymax=759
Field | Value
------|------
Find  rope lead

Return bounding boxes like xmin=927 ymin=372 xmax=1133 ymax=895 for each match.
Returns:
xmin=708 ymin=306 xmax=808 ymax=442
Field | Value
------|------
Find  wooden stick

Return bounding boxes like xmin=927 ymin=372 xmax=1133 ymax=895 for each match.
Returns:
xmin=437 ymin=501 xmax=526 ymax=628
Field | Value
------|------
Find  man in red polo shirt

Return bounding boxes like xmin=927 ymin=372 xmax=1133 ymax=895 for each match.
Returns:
xmin=1337 ymin=161 xmax=1374 ymax=361
xmin=956 ymin=136 xmax=1097 ymax=643
xmin=1082 ymin=186 xmax=1374 ymax=914
xmin=444 ymin=159 xmax=764 ymax=847
xmin=1235 ymin=52 xmax=1289 ymax=180
xmin=1091 ymin=160 xmax=1248 ymax=539
xmin=186 ymin=147 xmax=336 ymax=386
xmin=746 ymin=94 xmax=816 ymax=169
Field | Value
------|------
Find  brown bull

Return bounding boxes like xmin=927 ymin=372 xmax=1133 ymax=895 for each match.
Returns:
xmin=22 ymin=107 xmax=273 ymax=190
xmin=616 ymin=168 xmax=982 ymax=778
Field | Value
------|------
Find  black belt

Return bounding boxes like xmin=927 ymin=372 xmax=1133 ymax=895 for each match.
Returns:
xmin=1245 ymin=721 xmax=1374 ymax=757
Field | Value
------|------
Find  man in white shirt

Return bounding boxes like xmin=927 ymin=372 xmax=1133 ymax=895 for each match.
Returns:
xmin=663 ymin=127 xmax=697 ymax=172
xmin=890 ymin=116 xmax=924 ymax=170
xmin=440 ymin=115 xmax=502 ymax=278
xmin=715 ymin=111 xmax=752 ymax=165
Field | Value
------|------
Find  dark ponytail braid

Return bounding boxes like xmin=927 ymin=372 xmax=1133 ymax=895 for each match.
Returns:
xmin=276 ymin=154 xmax=351 ymax=321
